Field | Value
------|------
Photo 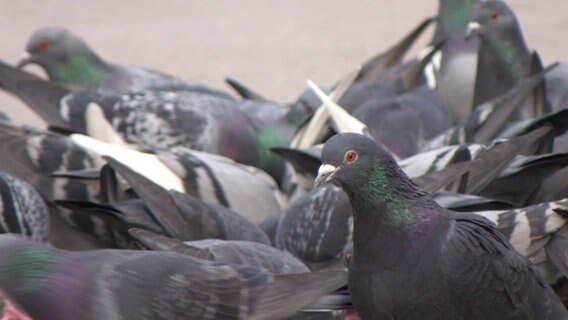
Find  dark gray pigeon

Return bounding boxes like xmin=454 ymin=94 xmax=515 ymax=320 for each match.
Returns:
xmin=315 ymin=133 xmax=567 ymax=319
xmin=274 ymin=128 xmax=551 ymax=268
xmin=17 ymin=26 xmax=234 ymax=98
xmin=0 ymin=171 xmax=49 ymax=242
xmin=0 ymin=234 xmax=347 ymax=320
xmin=468 ymin=0 xmax=538 ymax=120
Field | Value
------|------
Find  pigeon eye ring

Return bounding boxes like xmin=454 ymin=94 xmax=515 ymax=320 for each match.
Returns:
xmin=344 ymin=150 xmax=358 ymax=164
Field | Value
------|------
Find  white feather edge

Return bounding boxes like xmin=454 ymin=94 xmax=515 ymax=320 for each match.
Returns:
xmin=306 ymin=79 xmax=368 ymax=135
xmin=290 ymin=66 xmax=361 ymax=148
xmin=69 ymin=133 xmax=185 ymax=192
xmin=419 ymin=45 xmax=441 ymax=89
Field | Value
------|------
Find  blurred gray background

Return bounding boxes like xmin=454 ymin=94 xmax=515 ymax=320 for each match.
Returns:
xmin=0 ymin=0 xmax=565 ymax=126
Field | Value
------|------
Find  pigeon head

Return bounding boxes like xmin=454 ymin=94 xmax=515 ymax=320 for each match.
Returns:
xmin=17 ymin=26 xmax=107 ymax=86
xmin=315 ymin=133 xmax=395 ymax=191
xmin=466 ymin=1 xmax=518 ymax=39
xmin=315 ymin=132 xmax=432 ymax=210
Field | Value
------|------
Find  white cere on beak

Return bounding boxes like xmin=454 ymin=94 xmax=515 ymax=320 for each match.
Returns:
xmin=465 ymin=22 xmax=481 ymax=37
xmin=318 ymin=164 xmax=337 ymax=177
xmin=314 ymin=164 xmax=339 ymax=187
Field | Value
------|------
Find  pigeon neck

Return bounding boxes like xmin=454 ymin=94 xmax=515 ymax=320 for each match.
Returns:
xmin=437 ymin=0 xmax=475 ymax=35
xmin=346 ymin=161 xmax=443 ymax=267
xmin=256 ymin=126 xmax=287 ymax=181
xmin=52 ymin=51 xmax=108 ymax=87
xmin=481 ymin=28 xmax=531 ymax=80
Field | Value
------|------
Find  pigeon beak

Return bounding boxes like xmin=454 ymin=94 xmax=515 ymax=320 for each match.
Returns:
xmin=16 ymin=52 xmax=33 ymax=69
xmin=314 ymin=164 xmax=339 ymax=188
xmin=465 ymin=22 xmax=481 ymax=40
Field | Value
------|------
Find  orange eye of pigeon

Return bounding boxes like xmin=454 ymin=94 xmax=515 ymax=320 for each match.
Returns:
xmin=38 ymin=40 xmax=50 ymax=51
xmin=344 ymin=150 xmax=358 ymax=163
xmin=490 ymin=11 xmax=499 ymax=20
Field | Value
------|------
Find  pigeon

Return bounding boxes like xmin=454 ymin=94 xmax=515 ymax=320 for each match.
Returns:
xmin=274 ymin=128 xmax=550 ymax=266
xmin=431 ymin=0 xmax=480 ymax=123
xmin=0 ymin=171 xmax=49 ymax=242
xmin=0 ymin=60 xmax=288 ymax=182
xmin=467 ymin=0 xmax=539 ymax=120
xmin=315 ymin=133 xmax=567 ymax=319
xmin=0 ymin=234 xmax=347 ymax=320
xmin=17 ymin=26 xmax=234 ymax=99
xmin=129 ymin=229 xmax=353 ymax=317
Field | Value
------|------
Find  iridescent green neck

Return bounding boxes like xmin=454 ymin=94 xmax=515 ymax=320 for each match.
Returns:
xmin=51 ymin=51 xmax=107 ymax=87
xmin=439 ymin=0 xmax=475 ymax=34
xmin=350 ymin=161 xmax=435 ymax=228
xmin=348 ymin=161 xmax=441 ymax=265
xmin=257 ymin=126 xmax=287 ymax=179
xmin=492 ymin=40 xmax=527 ymax=79
xmin=0 ymin=248 xmax=55 ymax=294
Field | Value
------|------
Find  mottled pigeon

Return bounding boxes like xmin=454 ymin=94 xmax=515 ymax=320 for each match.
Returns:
xmin=0 ymin=60 xmax=286 ymax=182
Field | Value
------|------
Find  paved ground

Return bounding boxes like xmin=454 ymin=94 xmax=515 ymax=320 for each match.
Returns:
xmin=0 ymin=0 xmax=566 ymax=126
